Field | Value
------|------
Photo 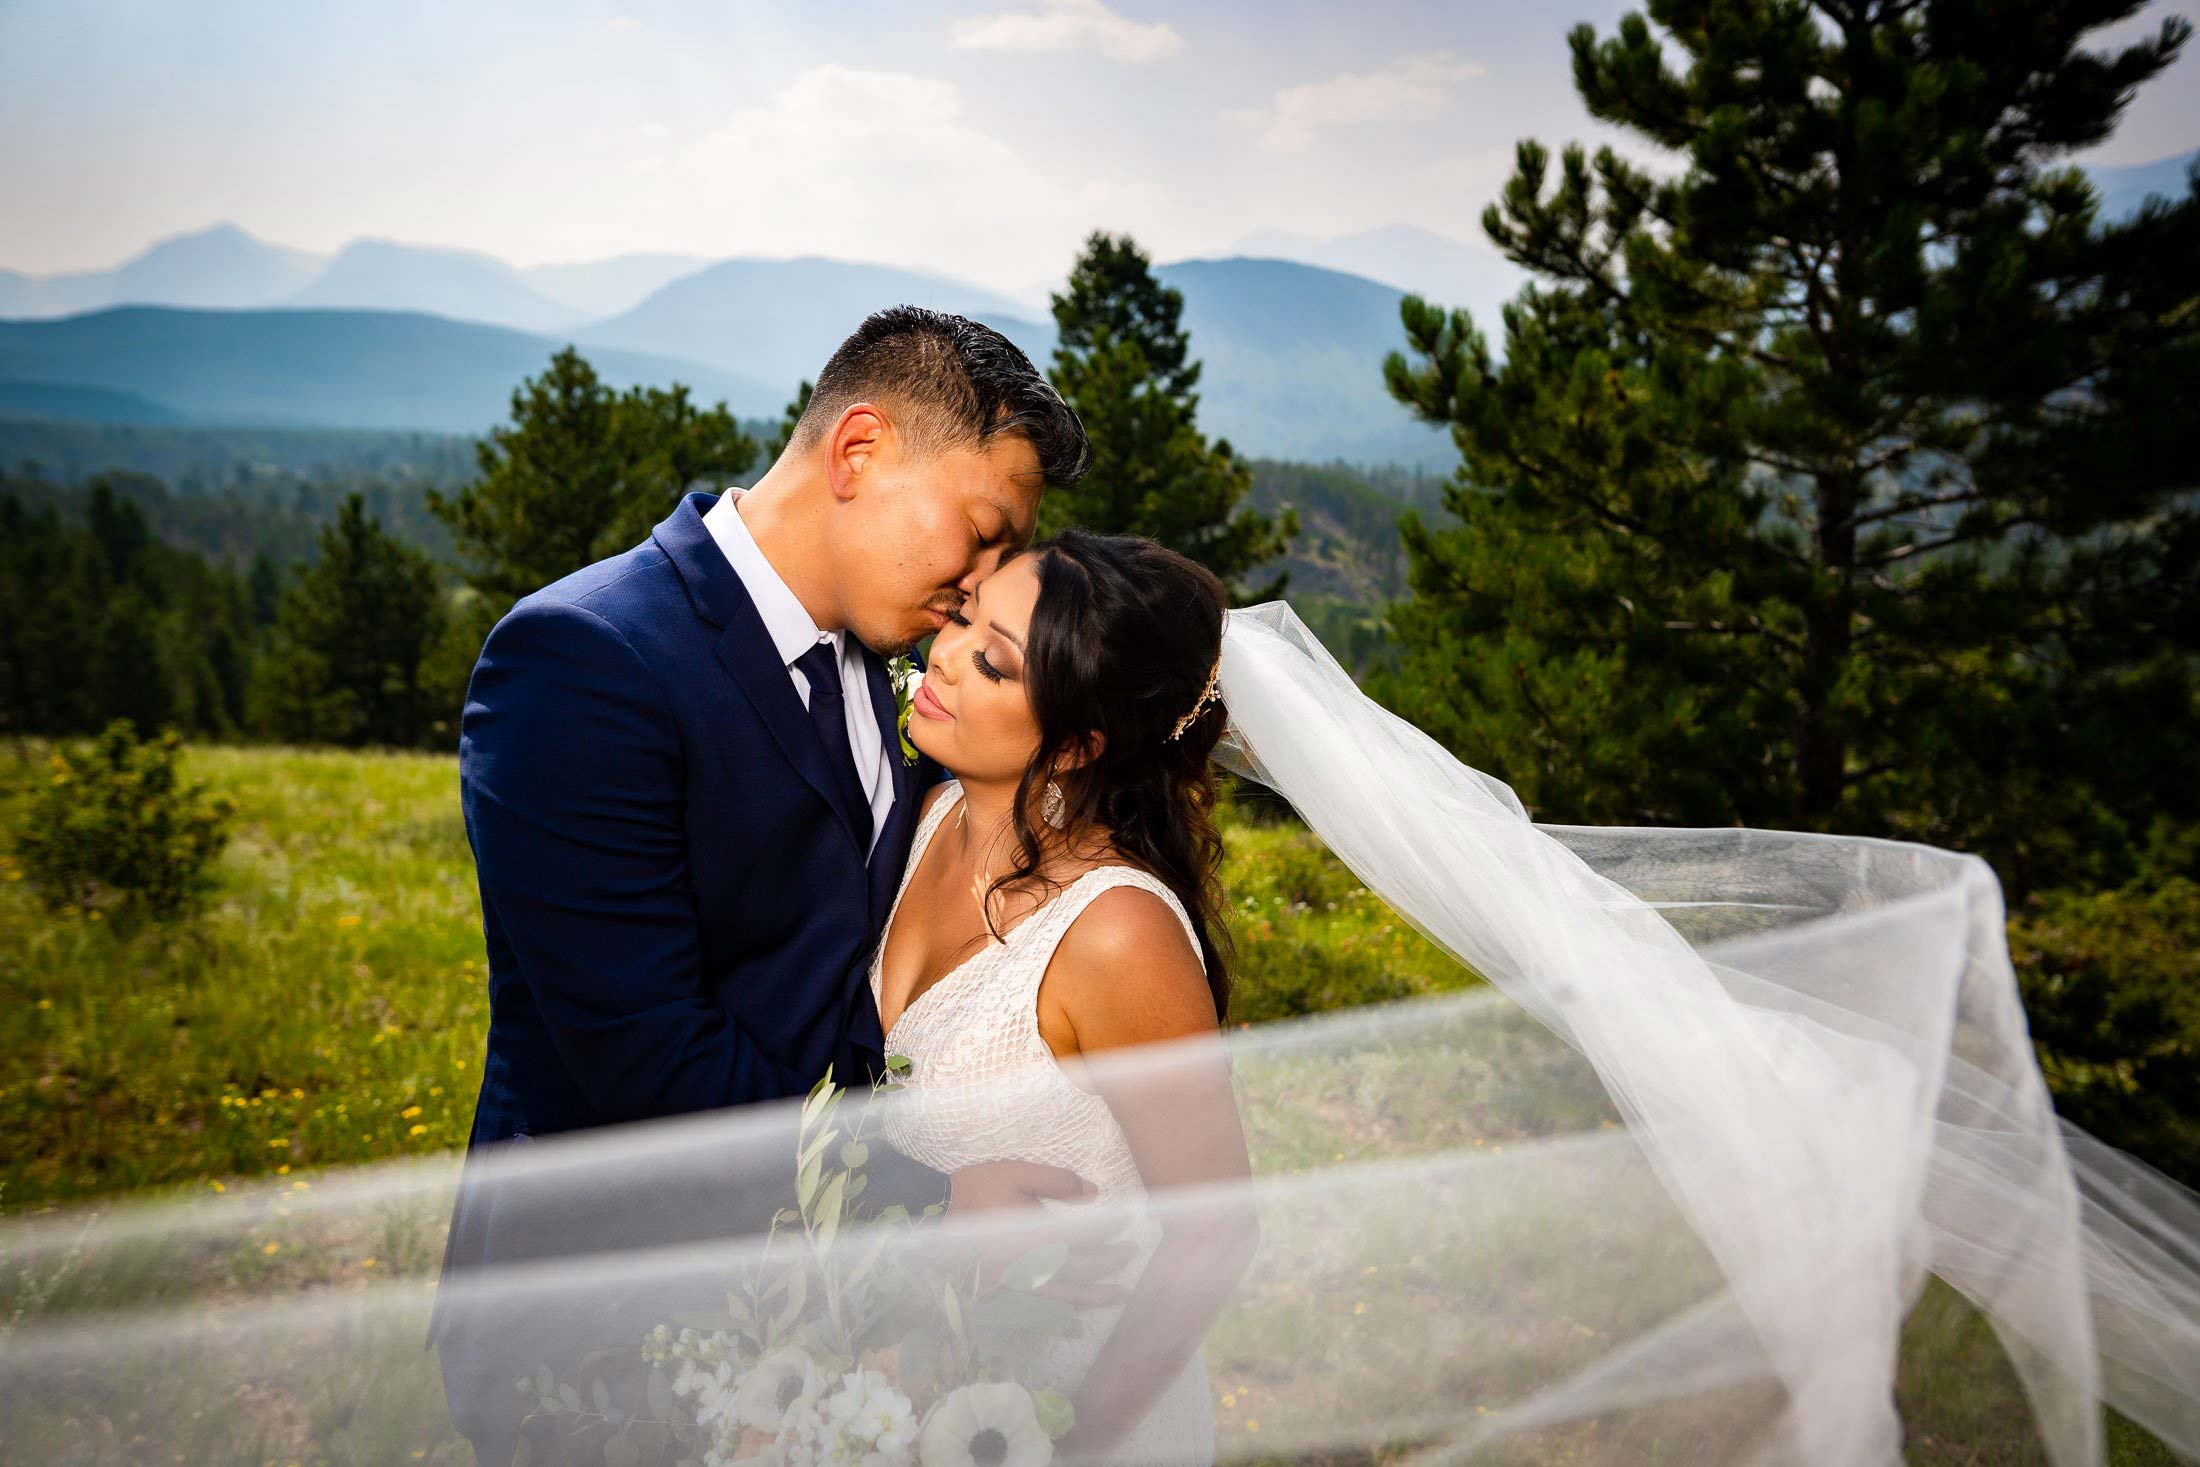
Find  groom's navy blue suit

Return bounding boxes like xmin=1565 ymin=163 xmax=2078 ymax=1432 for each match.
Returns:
xmin=429 ymin=489 xmax=947 ymax=1461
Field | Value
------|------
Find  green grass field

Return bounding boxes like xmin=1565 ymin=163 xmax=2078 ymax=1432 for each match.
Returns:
xmin=0 ymin=744 xmax=2181 ymax=1464
xmin=0 ymin=745 xmax=1476 ymax=1212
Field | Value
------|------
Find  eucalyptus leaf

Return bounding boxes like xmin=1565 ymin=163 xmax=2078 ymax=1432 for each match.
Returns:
xmin=801 ymin=1074 xmax=832 ymax=1129
xmin=773 ymin=1269 xmax=809 ymax=1334
xmin=647 ymin=1367 xmax=676 ymax=1421
xmin=815 ymin=1172 xmax=847 ymax=1255
xmin=998 ymin=1242 xmax=1068 ymax=1294
xmin=842 ymin=1226 xmax=894 ymax=1294
xmin=796 ymin=1153 xmax=822 ymax=1212
xmin=971 ymin=1288 xmax=1075 ymax=1339
xmin=799 ymin=1126 xmax=838 ymax=1173
xmin=940 ymin=1281 xmax=964 ymax=1339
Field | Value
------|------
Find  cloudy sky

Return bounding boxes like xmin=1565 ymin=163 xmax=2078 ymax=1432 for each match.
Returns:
xmin=3 ymin=0 xmax=2194 ymax=292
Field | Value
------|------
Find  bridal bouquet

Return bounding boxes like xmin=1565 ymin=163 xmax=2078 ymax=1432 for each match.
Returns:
xmin=514 ymin=1060 xmax=1079 ymax=1467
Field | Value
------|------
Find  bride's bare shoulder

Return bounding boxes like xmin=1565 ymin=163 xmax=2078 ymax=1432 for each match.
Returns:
xmin=1038 ymin=883 xmax=1216 ymax=1055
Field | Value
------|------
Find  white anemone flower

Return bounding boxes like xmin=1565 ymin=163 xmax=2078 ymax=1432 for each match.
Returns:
xmin=917 ymin=1382 xmax=1052 ymax=1467
xmin=733 ymin=1345 xmax=826 ymax=1433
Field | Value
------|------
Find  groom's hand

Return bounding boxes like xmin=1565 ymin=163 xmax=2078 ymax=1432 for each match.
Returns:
xmin=947 ymin=1158 xmax=1093 ymax=1211
xmin=947 ymin=1161 xmax=1136 ymax=1307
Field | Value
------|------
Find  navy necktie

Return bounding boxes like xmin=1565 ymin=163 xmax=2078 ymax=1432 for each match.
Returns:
xmin=794 ymin=640 xmax=872 ymax=852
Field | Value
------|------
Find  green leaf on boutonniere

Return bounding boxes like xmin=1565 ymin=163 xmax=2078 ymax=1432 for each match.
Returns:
xmin=888 ymin=654 xmax=920 ymax=764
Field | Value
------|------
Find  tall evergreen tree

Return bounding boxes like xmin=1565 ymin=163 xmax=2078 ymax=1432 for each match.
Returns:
xmin=1044 ymin=231 xmax=1297 ymax=602
xmin=1380 ymin=0 xmax=2198 ymax=894
xmin=0 ymin=492 xmax=91 ymax=736
xmin=766 ymin=379 xmax=814 ymax=462
xmin=428 ymin=347 xmax=758 ymax=606
xmin=258 ymin=494 xmax=445 ymax=747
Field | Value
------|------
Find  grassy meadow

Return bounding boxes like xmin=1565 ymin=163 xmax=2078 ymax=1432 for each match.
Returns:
xmin=0 ymin=742 xmax=2180 ymax=1464
xmin=0 ymin=743 xmax=1473 ymax=1212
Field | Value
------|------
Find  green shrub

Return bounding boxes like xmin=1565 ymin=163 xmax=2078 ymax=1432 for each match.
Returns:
xmin=15 ymin=721 xmax=236 ymax=921
xmin=2009 ymin=874 xmax=2200 ymax=1189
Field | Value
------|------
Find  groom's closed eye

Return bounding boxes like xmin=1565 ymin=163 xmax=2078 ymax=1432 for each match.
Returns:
xmin=973 ymin=493 xmax=1029 ymax=551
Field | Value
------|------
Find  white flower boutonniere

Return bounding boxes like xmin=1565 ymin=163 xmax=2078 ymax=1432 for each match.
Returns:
xmin=888 ymin=654 xmax=921 ymax=765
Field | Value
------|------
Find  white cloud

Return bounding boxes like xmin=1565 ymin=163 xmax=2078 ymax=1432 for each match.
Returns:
xmin=949 ymin=0 xmax=1184 ymax=63
xmin=662 ymin=64 xmax=1158 ymax=286
xmin=1229 ymin=52 xmax=1489 ymax=153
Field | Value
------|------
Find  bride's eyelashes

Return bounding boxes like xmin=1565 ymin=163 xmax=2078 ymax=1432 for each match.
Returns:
xmin=944 ymin=608 xmax=1010 ymax=683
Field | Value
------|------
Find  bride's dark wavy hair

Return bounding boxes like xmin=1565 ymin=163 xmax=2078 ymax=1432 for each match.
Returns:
xmin=981 ymin=528 xmax=1234 ymax=1021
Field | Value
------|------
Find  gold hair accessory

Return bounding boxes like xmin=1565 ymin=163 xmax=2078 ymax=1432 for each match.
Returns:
xmin=1166 ymin=649 xmax=1224 ymax=742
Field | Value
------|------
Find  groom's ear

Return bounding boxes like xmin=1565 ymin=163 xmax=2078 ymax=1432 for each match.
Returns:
xmin=825 ymin=404 xmax=890 ymax=501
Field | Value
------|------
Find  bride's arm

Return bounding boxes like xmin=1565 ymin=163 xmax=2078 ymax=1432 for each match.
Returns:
xmin=1035 ymin=886 xmax=1260 ymax=1461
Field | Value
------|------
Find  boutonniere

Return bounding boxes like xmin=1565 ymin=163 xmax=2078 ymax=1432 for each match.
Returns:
xmin=888 ymin=654 xmax=920 ymax=764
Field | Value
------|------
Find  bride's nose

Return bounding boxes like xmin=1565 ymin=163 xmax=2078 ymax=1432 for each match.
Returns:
xmin=930 ymin=624 xmax=963 ymax=684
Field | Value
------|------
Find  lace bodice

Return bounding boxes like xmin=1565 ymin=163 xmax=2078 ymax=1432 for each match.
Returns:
xmin=867 ymin=779 xmax=1216 ymax=1463
xmin=868 ymin=779 xmax=1203 ymax=1201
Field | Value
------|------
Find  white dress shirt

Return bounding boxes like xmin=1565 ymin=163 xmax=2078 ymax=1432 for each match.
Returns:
xmin=703 ymin=488 xmax=894 ymax=859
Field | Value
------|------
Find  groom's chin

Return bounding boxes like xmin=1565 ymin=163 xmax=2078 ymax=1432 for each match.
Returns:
xmin=849 ymin=612 xmax=928 ymax=661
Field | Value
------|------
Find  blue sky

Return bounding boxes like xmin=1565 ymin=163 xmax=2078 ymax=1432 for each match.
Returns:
xmin=2 ymin=0 xmax=2193 ymax=292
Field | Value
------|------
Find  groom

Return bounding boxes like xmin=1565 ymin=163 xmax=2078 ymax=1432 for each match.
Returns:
xmin=429 ymin=306 xmax=1095 ymax=1464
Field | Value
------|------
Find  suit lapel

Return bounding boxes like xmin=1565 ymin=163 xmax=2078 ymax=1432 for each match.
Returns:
xmin=861 ymin=647 xmax=915 ymax=914
xmin=713 ymin=617 xmax=869 ymax=858
xmin=654 ymin=490 xmax=868 ymax=858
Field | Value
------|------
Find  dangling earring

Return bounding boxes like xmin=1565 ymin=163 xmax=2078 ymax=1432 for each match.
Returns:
xmin=1041 ymin=780 xmax=1066 ymax=829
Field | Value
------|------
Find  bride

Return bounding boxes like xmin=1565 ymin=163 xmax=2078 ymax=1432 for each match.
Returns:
xmin=871 ymin=528 xmax=1251 ymax=1465
xmin=858 ymin=526 xmax=2200 ymax=1466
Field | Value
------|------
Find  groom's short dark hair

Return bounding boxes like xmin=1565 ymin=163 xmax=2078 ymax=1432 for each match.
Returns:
xmin=792 ymin=305 xmax=1092 ymax=488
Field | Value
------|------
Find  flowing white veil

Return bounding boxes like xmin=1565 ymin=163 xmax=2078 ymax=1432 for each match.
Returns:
xmin=1 ymin=600 xmax=2195 ymax=1466
xmin=1208 ymin=601 xmax=2200 ymax=1464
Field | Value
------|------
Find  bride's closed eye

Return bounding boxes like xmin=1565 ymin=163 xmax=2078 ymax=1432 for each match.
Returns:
xmin=945 ymin=608 xmax=1011 ymax=684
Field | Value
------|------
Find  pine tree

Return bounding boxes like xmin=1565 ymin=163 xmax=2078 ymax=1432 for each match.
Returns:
xmin=258 ymin=494 xmax=445 ymax=747
xmin=1044 ymin=231 xmax=1297 ymax=602
xmin=429 ymin=347 xmax=758 ymax=607
xmin=766 ymin=379 xmax=814 ymax=462
xmin=1380 ymin=0 xmax=2199 ymax=893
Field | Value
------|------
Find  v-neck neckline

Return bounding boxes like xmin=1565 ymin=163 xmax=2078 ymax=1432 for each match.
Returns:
xmin=871 ymin=782 xmax=1125 ymax=1041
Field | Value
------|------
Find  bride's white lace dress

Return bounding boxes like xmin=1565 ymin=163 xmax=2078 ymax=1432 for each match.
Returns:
xmin=868 ymin=779 xmax=1217 ymax=1466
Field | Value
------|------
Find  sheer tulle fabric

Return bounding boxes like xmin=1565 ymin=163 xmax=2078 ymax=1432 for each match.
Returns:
xmin=0 ymin=601 xmax=2194 ymax=1466
xmin=1209 ymin=601 xmax=2199 ymax=1464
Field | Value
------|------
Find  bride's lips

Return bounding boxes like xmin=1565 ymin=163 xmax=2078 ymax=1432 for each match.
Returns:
xmin=913 ymin=679 xmax=951 ymax=721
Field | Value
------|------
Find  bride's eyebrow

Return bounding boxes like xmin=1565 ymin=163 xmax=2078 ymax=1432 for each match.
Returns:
xmin=969 ymin=582 xmax=1026 ymax=651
